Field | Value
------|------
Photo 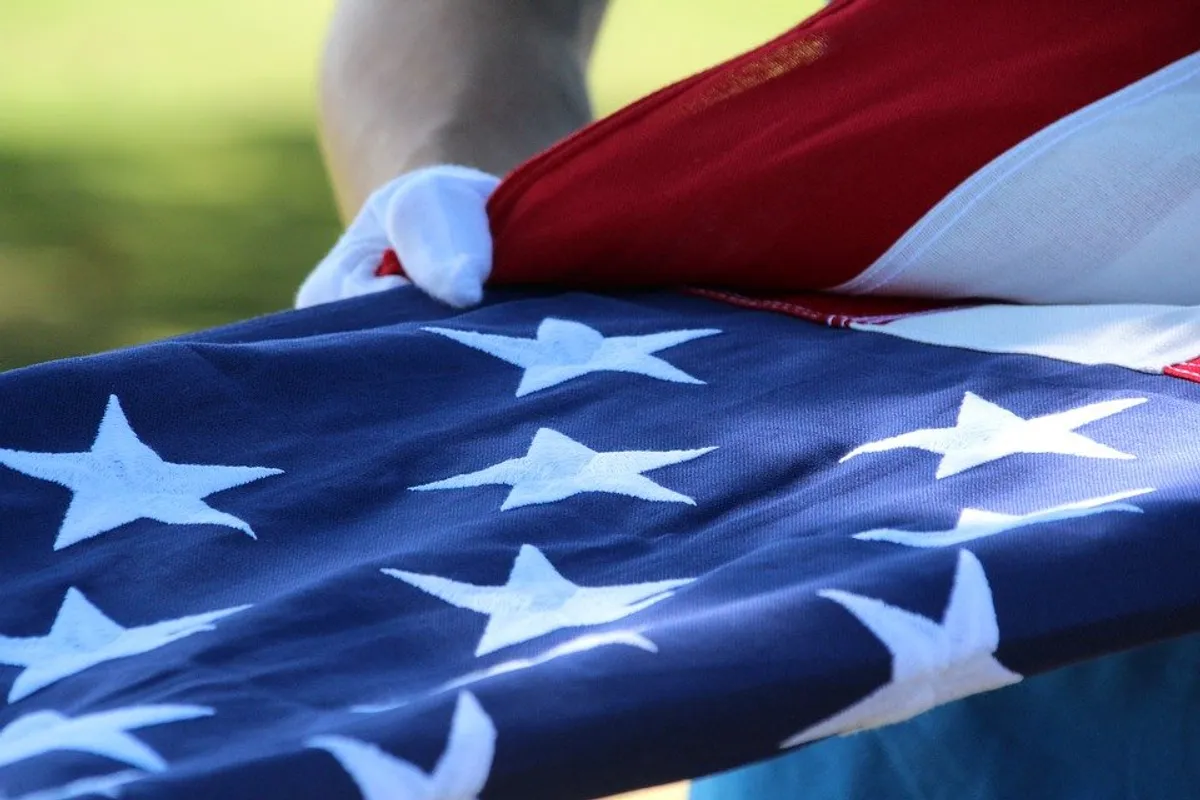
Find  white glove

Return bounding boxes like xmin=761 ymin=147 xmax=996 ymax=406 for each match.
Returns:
xmin=297 ymin=165 xmax=500 ymax=309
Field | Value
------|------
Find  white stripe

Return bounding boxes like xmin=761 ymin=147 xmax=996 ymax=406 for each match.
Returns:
xmin=836 ymin=49 xmax=1200 ymax=305
xmin=851 ymin=304 xmax=1200 ymax=373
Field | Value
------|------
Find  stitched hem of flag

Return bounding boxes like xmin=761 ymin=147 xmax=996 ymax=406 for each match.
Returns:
xmin=684 ymin=288 xmax=963 ymax=327
xmin=368 ymin=252 xmax=1200 ymax=387
xmin=692 ymin=289 xmax=1200 ymax=387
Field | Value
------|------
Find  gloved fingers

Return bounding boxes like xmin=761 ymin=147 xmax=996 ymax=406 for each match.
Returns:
xmin=384 ymin=167 xmax=500 ymax=309
xmin=296 ymin=186 xmax=406 ymax=308
xmin=297 ymin=241 xmax=411 ymax=309
xmin=296 ymin=165 xmax=499 ymax=310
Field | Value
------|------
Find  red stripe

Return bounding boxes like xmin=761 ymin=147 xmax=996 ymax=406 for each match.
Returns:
xmin=1165 ymin=358 xmax=1200 ymax=385
xmin=374 ymin=249 xmax=407 ymax=278
xmin=488 ymin=0 xmax=1200 ymax=296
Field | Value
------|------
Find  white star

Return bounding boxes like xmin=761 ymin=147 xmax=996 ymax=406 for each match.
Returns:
xmin=0 ymin=587 xmax=249 ymax=702
xmin=424 ymin=318 xmax=721 ymax=396
xmin=383 ymin=544 xmax=693 ymax=656
xmin=781 ymin=550 xmax=1022 ymax=748
xmin=4 ymin=770 xmax=144 ymax=800
xmin=854 ymin=488 xmax=1153 ymax=548
xmin=0 ymin=395 xmax=282 ymax=550
xmin=0 ymin=705 xmax=211 ymax=772
xmin=309 ymin=692 xmax=495 ymax=800
xmin=840 ymin=392 xmax=1145 ymax=478
xmin=410 ymin=428 xmax=716 ymax=510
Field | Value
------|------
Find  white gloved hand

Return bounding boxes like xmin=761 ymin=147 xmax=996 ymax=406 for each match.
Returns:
xmin=297 ymin=165 xmax=500 ymax=309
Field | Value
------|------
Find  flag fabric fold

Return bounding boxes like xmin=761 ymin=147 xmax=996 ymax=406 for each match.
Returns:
xmin=486 ymin=0 xmax=1200 ymax=306
xmin=3 ymin=288 xmax=1200 ymax=799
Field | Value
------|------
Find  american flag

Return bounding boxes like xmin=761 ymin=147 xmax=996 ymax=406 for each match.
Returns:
xmin=3 ymin=286 xmax=1199 ymax=799
xmin=6 ymin=1 xmax=1200 ymax=796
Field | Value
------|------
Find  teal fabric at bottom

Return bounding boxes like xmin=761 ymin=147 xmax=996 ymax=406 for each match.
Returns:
xmin=691 ymin=635 xmax=1200 ymax=800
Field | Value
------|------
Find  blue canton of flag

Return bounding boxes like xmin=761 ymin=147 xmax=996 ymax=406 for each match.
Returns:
xmin=1 ymin=288 xmax=1199 ymax=799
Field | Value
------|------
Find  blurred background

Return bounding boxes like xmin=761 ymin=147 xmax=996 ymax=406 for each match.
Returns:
xmin=0 ymin=0 xmax=819 ymax=373
xmin=0 ymin=1 xmax=818 ymax=797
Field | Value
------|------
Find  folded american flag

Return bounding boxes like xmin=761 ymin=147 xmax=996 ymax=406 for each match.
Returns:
xmin=3 ymin=287 xmax=1199 ymax=799
xmin=488 ymin=0 xmax=1200 ymax=307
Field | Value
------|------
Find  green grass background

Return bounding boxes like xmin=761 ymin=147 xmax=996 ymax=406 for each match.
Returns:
xmin=0 ymin=0 xmax=820 ymax=371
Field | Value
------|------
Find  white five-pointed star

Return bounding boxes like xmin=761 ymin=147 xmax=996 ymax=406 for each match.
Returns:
xmin=854 ymin=488 xmax=1154 ymax=548
xmin=0 ymin=395 xmax=282 ymax=549
xmin=840 ymin=391 xmax=1145 ymax=478
xmin=310 ymin=692 xmax=495 ymax=800
xmin=383 ymin=544 xmax=693 ymax=656
xmin=410 ymin=428 xmax=716 ymax=510
xmin=0 ymin=704 xmax=211 ymax=771
xmin=424 ymin=318 xmax=721 ymax=396
xmin=781 ymin=550 xmax=1022 ymax=748
xmin=3 ymin=769 xmax=145 ymax=800
xmin=0 ymin=587 xmax=249 ymax=702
